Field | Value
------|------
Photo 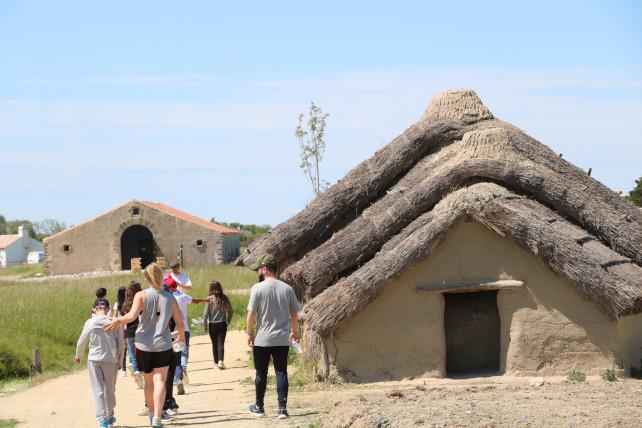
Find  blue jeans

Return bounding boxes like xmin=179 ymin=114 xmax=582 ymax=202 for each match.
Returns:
xmin=174 ymin=331 xmax=190 ymax=381
xmin=126 ymin=336 xmax=139 ymax=372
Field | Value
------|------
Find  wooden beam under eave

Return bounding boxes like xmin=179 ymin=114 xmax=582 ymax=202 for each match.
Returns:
xmin=416 ymin=279 xmax=524 ymax=294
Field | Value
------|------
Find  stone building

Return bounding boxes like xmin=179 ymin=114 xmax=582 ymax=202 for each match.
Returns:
xmin=44 ymin=200 xmax=240 ymax=275
xmin=239 ymin=90 xmax=642 ymax=381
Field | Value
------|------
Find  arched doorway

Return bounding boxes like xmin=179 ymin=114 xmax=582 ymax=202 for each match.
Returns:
xmin=121 ymin=225 xmax=156 ymax=270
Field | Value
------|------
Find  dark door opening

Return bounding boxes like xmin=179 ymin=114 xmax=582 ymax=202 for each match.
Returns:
xmin=444 ymin=290 xmax=500 ymax=376
xmin=121 ymin=225 xmax=156 ymax=270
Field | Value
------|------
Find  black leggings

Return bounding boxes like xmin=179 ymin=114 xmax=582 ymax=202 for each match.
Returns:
xmin=208 ymin=322 xmax=227 ymax=363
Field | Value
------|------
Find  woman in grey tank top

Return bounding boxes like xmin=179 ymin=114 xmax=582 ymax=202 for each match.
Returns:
xmin=106 ymin=263 xmax=185 ymax=428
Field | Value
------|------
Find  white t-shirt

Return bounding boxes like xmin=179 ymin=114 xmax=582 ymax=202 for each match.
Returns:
xmin=173 ymin=291 xmax=193 ymax=332
xmin=171 ymin=272 xmax=192 ymax=289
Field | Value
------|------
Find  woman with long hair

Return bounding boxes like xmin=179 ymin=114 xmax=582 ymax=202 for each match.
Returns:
xmin=203 ymin=281 xmax=233 ymax=369
xmin=123 ymin=281 xmax=144 ymax=388
xmin=106 ymin=263 xmax=185 ymax=428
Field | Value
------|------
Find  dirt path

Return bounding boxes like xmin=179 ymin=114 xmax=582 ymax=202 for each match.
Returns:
xmin=2 ymin=332 xmax=641 ymax=427
xmin=0 ymin=331 xmax=322 ymax=427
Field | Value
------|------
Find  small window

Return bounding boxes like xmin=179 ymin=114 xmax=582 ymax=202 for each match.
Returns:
xmin=132 ymin=207 xmax=140 ymax=216
xmin=63 ymin=244 xmax=72 ymax=253
xmin=195 ymin=239 xmax=205 ymax=248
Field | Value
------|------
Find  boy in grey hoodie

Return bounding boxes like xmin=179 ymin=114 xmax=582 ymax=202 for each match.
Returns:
xmin=75 ymin=298 xmax=124 ymax=428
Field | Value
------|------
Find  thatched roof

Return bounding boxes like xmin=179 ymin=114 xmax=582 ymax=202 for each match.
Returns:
xmin=237 ymin=89 xmax=642 ymax=334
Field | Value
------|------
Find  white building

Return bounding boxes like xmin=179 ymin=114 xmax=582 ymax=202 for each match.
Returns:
xmin=0 ymin=226 xmax=44 ymax=267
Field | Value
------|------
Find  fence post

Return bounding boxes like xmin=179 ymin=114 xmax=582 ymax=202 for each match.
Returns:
xmin=32 ymin=347 xmax=42 ymax=375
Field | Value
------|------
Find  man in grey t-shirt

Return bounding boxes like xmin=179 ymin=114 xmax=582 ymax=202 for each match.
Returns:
xmin=246 ymin=253 xmax=301 ymax=419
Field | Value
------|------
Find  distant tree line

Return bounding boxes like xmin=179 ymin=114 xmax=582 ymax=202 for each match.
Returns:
xmin=210 ymin=218 xmax=272 ymax=247
xmin=626 ymin=177 xmax=642 ymax=207
xmin=0 ymin=215 xmax=67 ymax=241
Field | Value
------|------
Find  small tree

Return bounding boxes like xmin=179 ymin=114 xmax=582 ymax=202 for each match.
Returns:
xmin=34 ymin=218 xmax=67 ymax=240
xmin=625 ymin=177 xmax=642 ymax=207
xmin=295 ymin=102 xmax=329 ymax=196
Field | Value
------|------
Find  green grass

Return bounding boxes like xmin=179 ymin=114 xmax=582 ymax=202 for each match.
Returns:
xmin=0 ymin=265 xmax=255 ymax=383
xmin=239 ymin=347 xmax=315 ymax=389
xmin=0 ymin=419 xmax=19 ymax=428
xmin=567 ymin=370 xmax=586 ymax=383
xmin=0 ymin=264 xmax=44 ymax=278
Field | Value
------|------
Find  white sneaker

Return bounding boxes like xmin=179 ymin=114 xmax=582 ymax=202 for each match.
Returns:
xmin=133 ymin=371 xmax=144 ymax=389
xmin=136 ymin=407 xmax=149 ymax=416
xmin=218 ymin=361 xmax=225 ymax=370
xmin=120 ymin=370 xmax=127 ymax=377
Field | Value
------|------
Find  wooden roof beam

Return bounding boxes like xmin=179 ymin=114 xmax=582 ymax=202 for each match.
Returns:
xmin=416 ymin=279 xmax=524 ymax=294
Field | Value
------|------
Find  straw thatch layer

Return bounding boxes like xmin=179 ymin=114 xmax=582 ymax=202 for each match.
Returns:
xmin=302 ymin=183 xmax=642 ymax=336
xmin=283 ymin=127 xmax=642 ymax=298
xmin=236 ymin=89 xmax=642 ymax=334
xmin=237 ymin=90 xmax=500 ymax=269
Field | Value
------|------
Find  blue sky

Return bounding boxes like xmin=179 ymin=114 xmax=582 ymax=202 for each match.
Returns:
xmin=1 ymin=1 xmax=641 ymax=227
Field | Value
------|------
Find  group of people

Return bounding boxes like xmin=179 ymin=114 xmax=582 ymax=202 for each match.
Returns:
xmin=74 ymin=253 xmax=301 ymax=428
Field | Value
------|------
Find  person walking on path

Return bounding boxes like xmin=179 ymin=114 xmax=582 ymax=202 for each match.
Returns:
xmin=113 ymin=286 xmax=128 ymax=378
xmin=92 ymin=287 xmax=111 ymax=317
xmin=203 ymin=280 xmax=233 ymax=369
xmin=163 ymin=272 xmax=209 ymax=395
xmin=75 ymin=298 xmax=124 ymax=428
xmin=105 ymin=263 xmax=186 ymax=428
xmin=246 ymin=253 xmax=301 ymax=419
xmin=123 ymin=281 xmax=144 ymax=389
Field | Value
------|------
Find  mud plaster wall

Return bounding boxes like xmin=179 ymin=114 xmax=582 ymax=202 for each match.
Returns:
xmin=44 ymin=202 xmax=225 ymax=275
xmin=617 ymin=313 xmax=642 ymax=373
xmin=326 ymin=219 xmax=626 ymax=382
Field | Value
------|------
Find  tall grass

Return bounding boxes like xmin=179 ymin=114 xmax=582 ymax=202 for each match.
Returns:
xmin=0 ymin=265 xmax=255 ymax=382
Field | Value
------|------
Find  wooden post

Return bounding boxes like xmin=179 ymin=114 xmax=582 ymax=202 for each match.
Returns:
xmin=32 ymin=347 xmax=42 ymax=375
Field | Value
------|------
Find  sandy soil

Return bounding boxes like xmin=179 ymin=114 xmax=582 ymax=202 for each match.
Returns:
xmin=1 ymin=331 xmax=641 ymax=427
xmin=0 ymin=331 xmax=322 ymax=427
xmin=322 ymin=377 xmax=642 ymax=427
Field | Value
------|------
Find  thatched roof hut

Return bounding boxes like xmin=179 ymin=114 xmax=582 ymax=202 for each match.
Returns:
xmin=238 ymin=90 xmax=642 ymax=380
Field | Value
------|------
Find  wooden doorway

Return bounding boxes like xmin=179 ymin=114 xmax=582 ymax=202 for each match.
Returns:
xmin=120 ymin=225 xmax=155 ymax=270
xmin=444 ymin=290 xmax=500 ymax=376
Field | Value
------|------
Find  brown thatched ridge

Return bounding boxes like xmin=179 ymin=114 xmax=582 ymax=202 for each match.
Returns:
xmin=302 ymin=183 xmax=642 ymax=336
xmin=237 ymin=89 xmax=642 ymax=334
xmin=282 ymin=127 xmax=642 ymax=299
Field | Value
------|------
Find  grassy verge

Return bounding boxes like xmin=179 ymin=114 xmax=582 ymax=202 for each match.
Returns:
xmin=0 ymin=264 xmax=44 ymax=279
xmin=0 ymin=265 xmax=255 ymax=385
xmin=0 ymin=419 xmax=19 ymax=428
xmin=240 ymin=347 xmax=316 ymax=389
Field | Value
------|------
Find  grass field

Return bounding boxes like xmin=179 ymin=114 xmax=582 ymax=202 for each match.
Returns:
xmin=0 ymin=264 xmax=44 ymax=279
xmin=0 ymin=265 xmax=256 ymax=382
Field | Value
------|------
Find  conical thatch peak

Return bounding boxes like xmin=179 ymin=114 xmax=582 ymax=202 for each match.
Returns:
xmin=421 ymin=89 xmax=494 ymax=124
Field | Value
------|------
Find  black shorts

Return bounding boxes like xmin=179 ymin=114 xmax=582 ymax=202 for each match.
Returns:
xmin=136 ymin=348 xmax=174 ymax=373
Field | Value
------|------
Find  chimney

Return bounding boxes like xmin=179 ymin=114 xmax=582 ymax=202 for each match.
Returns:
xmin=18 ymin=225 xmax=25 ymax=237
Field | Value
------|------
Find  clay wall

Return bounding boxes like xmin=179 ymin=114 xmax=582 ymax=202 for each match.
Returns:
xmin=326 ymin=220 xmax=627 ymax=381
